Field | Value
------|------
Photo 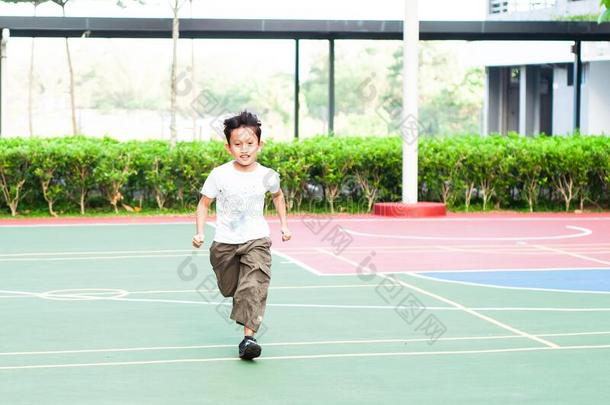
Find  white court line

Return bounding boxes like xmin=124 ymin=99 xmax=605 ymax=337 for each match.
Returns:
xmin=318 ymin=266 xmax=610 ymax=278
xmin=0 ymin=284 xmax=412 ymax=300
xmin=262 ymin=243 xmax=610 ymax=252
xmin=2 ymin=344 xmax=610 ymax=370
xmin=126 ymin=284 xmax=381 ymax=294
xmin=205 ymin=221 xmax=322 ymax=276
xmin=0 ymin=253 xmax=206 ymax=262
xmin=282 ymin=217 xmax=610 ymax=223
xmin=532 ymin=244 xmax=610 ymax=267
xmin=4 ymin=288 xmax=610 ymax=311
xmin=108 ymin=296 xmax=442 ymax=310
xmin=3 ymin=330 xmax=610 ymax=358
xmin=318 ymin=248 xmax=560 ymax=349
xmin=7 ymin=244 xmax=610 ymax=258
xmin=0 ymin=221 xmax=195 ymax=228
xmin=0 ymin=334 xmax=521 ymax=356
xmin=105 ymin=296 xmax=419 ymax=310
xmin=344 ymin=225 xmax=592 ymax=241
xmin=271 ymin=248 xmax=323 ymax=276
xmin=0 ymin=290 xmax=40 ymax=298
xmin=408 ymin=272 xmax=610 ymax=296
xmin=0 ymin=249 xmax=196 ymax=258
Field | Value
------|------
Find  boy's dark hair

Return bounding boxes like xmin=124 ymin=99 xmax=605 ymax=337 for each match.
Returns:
xmin=223 ymin=111 xmax=262 ymax=143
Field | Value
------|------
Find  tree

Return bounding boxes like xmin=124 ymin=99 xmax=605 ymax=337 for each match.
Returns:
xmin=301 ymin=49 xmax=375 ymax=124
xmin=115 ymin=0 xmax=182 ymax=145
xmin=381 ymin=42 xmax=484 ymax=136
xmin=169 ymin=0 xmax=187 ymax=147
xmin=51 ymin=0 xmax=78 ymax=135
xmin=0 ymin=1 xmax=47 ymax=136
xmin=188 ymin=0 xmax=197 ymax=140
xmin=599 ymin=0 xmax=610 ymax=23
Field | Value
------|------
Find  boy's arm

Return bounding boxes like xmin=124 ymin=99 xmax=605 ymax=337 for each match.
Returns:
xmin=272 ymin=189 xmax=291 ymax=242
xmin=193 ymin=195 xmax=214 ymax=248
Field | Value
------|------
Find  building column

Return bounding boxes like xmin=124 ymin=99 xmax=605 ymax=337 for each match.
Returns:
xmin=485 ymin=66 xmax=501 ymax=135
xmin=572 ymin=40 xmax=582 ymax=132
xmin=402 ymin=0 xmax=419 ymax=204
xmin=328 ymin=39 xmax=335 ymax=136
xmin=519 ymin=65 xmax=541 ymax=136
xmin=294 ymin=39 xmax=300 ymax=139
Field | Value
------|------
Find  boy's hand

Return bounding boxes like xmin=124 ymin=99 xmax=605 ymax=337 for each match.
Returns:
xmin=281 ymin=226 xmax=292 ymax=242
xmin=192 ymin=234 xmax=205 ymax=248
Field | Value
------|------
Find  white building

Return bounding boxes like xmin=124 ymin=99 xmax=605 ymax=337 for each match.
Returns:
xmin=483 ymin=0 xmax=610 ymax=135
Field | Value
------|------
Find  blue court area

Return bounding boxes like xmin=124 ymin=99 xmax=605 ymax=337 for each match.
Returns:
xmin=420 ymin=269 xmax=610 ymax=293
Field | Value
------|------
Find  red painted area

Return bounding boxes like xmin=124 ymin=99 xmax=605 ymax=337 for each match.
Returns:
xmin=268 ymin=214 xmax=610 ymax=275
xmin=2 ymin=211 xmax=610 ymax=226
xmin=2 ymin=212 xmax=610 ymax=276
xmin=374 ymin=202 xmax=446 ymax=217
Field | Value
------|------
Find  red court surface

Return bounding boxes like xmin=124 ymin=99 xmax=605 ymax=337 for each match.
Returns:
xmin=265 ymin=214 xmax=610 ymax=276
xmin=2 ymin=212 xmax=609 ymax=276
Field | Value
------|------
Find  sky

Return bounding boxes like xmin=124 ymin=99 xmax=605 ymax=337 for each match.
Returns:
xmin=0 ymin=0 xmax=487 ymax=20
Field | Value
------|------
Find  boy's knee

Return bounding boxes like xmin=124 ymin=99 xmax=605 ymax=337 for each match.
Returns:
xmin=217 ymin=281 xmax=237 ymax=297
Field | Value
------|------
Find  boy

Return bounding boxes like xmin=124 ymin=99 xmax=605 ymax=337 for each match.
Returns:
xmin=192 ymin=111 xmax=291 ymax=360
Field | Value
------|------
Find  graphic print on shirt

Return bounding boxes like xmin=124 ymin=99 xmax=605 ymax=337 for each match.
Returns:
xmin=217 ymin=184 xmax=265 ymax=231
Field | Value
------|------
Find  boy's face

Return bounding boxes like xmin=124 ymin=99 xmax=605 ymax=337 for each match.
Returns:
xmin=225 ymin=126 xmax=263 ymax=168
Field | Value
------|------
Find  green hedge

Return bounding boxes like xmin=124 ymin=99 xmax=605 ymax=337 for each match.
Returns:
xmin=0 ymin=134 xmax=609 ymax=216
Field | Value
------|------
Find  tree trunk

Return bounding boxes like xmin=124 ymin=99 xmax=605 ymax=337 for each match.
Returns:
xmin=464 ymin=182 xmax=475 ymax=212
xmin=28 ymin=38 xmax=35 ymax=137
xmin=326 ymin=185 xmax=338 ymax=214
xmin=62 ymin=6 xmax=78 ymax=135
xmin=41 ymin=178 xmax=58 ymax=217
xmin=170 ymin=0 xmax=180 ymax=147
xmin=189 ymin=0 xmax=197 ymax=141
xmin=28 ymin=4 xmax=40 ymax=137
xmin=80 ymin=189 xmax=86 ymax=215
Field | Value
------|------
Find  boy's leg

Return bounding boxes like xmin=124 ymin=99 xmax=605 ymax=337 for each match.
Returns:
xmin=230 ymin=237 xmax=272 ymax=334
xmin=209 ymin=241 xmax=241 ymax=298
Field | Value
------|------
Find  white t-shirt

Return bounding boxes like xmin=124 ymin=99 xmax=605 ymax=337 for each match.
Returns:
xmin=201 ymin=161 xmax=280 ymax=244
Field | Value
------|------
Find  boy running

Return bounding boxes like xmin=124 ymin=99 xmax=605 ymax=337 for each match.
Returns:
xmin=192 ymin=111 xmax=291 ymax=360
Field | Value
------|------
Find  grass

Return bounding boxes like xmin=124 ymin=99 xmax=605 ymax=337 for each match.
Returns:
xmin=554 ymin=13 xmax=599 ymax=22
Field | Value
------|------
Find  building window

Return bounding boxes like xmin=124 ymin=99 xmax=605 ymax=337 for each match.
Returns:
xmin=489 ymin=0 xmax=557 ymax=14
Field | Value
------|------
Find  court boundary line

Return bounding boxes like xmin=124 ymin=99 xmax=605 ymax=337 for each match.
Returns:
xmin=270 ymin=248 xmax=323 ymax=276
xmin=318 ymin=248 xmax=560 ymax=349
xmin=0 ymin=253 xmax=207 ymax=262
xmin=6 ymin=244 xmax=610 ymax=259
xmin=3 ymin=289 xmax=610 ymax=312
xmin=0 ymin=249 xmax=198 ymax=258
xmin=316 ymin=266 xmax=610 ymax=277
xmin=2 ymin=330 xmax=609 ymax=358
xmin=533 ymin=244 xmax=610 ymax=266
xmin=409 ymin=271 xmax=610 ymax=295
xmin=344 ymin=225 xmax=592 ymax=241
xmin=0 ymin=284 xmax=382 ymax=299
xmin=2 ymin=344 xmax=610 ymax=370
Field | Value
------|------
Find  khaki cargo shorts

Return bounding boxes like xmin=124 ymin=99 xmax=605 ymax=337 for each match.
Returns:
xmin=209 ymin=236 xmax=272 ymax=332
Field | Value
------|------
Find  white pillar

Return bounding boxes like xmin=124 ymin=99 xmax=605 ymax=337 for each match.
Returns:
xmin=402 ymin=0 xmax=419 ymax=204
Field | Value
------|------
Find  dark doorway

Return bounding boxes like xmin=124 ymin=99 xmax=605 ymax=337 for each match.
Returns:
xmin=539 ymin=67 xmax=553 ymax=135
